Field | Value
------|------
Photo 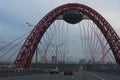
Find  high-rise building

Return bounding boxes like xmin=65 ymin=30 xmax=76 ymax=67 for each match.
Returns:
xmin=51 ymin=56 xmax=57 ymax=63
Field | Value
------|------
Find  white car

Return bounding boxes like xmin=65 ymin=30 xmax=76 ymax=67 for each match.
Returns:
xmin=49 ymin=67 xmax=59 ymax=74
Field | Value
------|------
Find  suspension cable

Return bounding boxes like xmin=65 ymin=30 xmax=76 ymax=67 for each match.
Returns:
xmin=0 ymin=31 xmax=30 ymax=51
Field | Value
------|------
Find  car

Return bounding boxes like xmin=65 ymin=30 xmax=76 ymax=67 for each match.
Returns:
xmin=15 ymin=68 xmax=24 ymax=72
xmin=64 ymin=69 xmax=73 ymax=75
xmin=49 ymin=67 xmax=59 ymax=74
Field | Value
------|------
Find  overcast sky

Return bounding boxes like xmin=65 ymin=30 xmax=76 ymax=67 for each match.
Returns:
xmin=0 ymin=0 xmax=120 ymax=62
xmin=0 ymin=0 xmax=120 ymax=41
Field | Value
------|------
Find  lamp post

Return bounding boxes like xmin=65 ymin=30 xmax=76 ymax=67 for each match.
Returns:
xmin=26 ymin=22 xmax=38 ymax=63
xmin=52 ymin=43 xmax=64 ymax=63
xmin=26 ymin=22 xmax=34 ymax=27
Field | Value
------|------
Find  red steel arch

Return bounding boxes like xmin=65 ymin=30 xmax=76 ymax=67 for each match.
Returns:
xmin=13 ymin=3 xmax=120 ymax=68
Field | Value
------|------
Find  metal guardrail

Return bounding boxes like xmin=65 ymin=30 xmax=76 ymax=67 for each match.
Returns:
xmin=0 ymin=69 xmax=47 ymax=78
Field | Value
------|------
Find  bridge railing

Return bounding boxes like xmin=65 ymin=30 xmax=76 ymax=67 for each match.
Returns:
xmin=0 ymin=69 xmax=47 ymax=78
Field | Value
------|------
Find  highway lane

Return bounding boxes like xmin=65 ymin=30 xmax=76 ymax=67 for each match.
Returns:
xmin=0 ymin=71 xmax=120 ymax=80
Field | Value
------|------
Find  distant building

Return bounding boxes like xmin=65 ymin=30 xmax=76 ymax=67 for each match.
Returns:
xmin=79 ymin=59 xmax=85 ymax=64
xmin=51 ymin=56 xmax=57 ymax=63
xmin=87 ymin=59 xmax=92 ymax=64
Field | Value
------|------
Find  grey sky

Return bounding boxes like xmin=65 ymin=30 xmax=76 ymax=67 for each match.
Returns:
xmin=0 ymin=0 xmax=120 ymax=42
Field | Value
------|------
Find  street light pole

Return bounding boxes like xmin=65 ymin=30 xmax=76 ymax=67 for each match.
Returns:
xmin=56 ymin=45 xmax=58 ymax=63
xmin=52 ymin=43 xmax=64 ymax=63
xmin=35 ymin=47 xmax=38 ymax=64
xmin=63 ymin=51 xmax=65 ymax=63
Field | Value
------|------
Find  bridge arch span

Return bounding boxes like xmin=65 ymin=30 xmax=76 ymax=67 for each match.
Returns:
xmin=13 ymin=3 xmax=120 ymax=68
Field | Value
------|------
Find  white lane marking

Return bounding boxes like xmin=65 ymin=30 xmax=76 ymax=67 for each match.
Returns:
xmin=87 ymin=72 xmax=106 ymax=80
xmin=71 ymin=75 xmax=74 ymax=79
xmin=46 ymin=76 xmax=50 ymax=78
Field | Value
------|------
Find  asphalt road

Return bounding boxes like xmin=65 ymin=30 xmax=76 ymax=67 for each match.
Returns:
xmin=0 ymin=71 xmax=120 ymax=80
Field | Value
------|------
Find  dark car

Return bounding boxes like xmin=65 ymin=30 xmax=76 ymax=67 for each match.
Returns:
xmin=64 ymin=69 xmax=73 ymax=75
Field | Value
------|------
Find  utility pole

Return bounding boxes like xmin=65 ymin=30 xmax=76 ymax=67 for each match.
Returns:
xmin=35 ymin=47 xmax=38 ymax=64
xmin=52 ymin=43 xmax=64 ymax=63
xmin=56 ymin=45 xmax=58 ymax=63
xmin=26 ymin=22 xmax=38 ymax=65
xmin=63 ymin=52 xmax=65 ymax=63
